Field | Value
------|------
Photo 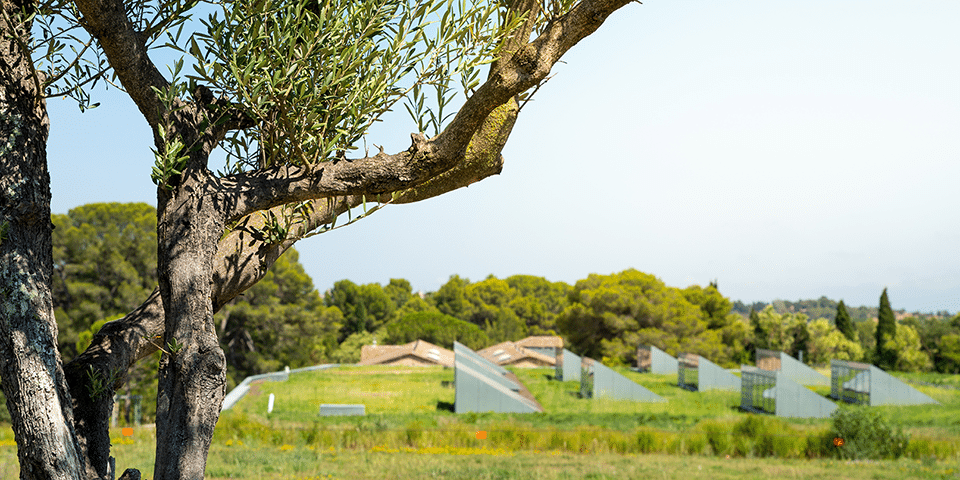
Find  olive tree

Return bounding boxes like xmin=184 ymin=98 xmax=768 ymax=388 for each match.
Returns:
xmin=0 ymin=0 xmax=636 ymax=478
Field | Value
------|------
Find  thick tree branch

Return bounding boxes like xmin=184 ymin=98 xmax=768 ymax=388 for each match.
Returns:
xmin=442 ymin=0 xmax=632 ymax=151
xmin=73 ymin=0 xmax=168 ymax=127
xmin=217 ymin=0 xmax=630 ymax=223
xmin=217 ymin=133 xmax=432 ymax=223
xmin=386 ymin=99 xmax=517 ymax=204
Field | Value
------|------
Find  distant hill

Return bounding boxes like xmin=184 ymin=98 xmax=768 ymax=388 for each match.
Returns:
xmin=730 ymin=296 xmax=951 ymax=322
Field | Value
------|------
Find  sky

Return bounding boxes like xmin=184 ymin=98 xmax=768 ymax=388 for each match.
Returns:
xmin=45 ymin=0 xmax=960 ymax=313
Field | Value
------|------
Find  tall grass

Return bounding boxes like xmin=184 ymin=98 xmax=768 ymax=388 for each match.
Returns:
xmin=210 ymin=409 xmax=960 ymax=462
xmin=4 ymin=423 xmax=956 ymax=479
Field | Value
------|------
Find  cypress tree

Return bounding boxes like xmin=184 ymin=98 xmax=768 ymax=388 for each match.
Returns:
xmin=875 ymin=288 xmax=897 ymax=369
xmin=835 ymin=300 xmax=856 ymax=342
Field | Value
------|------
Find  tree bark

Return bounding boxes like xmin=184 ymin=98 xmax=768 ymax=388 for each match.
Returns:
xmin=151 ymin=101 xmax=229 ymax=480
xmin=0 ymin=3 xmax=85 ymax=479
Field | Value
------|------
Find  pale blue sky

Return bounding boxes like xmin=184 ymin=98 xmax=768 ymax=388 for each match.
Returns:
xmin=47 ymin=0 xmax=960 ymax=313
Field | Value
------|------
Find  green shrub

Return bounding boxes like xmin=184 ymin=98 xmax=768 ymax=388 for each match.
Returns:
xmin=732 ymin=435 xmax=753 ymax=457
xmin=576 ymin=429 xmax=599 ymax=453
xmin=829 ymin=407 xmax=909 ymax=460
xmin=700 ymin=420 xmax=731 ymax=455
xmin=635 ymin=429 xmax=657 ymax=453
xmin=732 ymin=415 xmax=780 ymax=457
xmin=340 ymin=428 xmax=361 ymax=449
xmin=300 ymin=421 xmax=320 ymax=444
xmin=732 ymin=414 xmax=772 ymax=438
xmin=805 ymin=429 xmax=832 ymax=458
xmin=404 ymin=420 xmax=424 ymax=446
xmin=772 ymin=434 xmax=804 ymax=459
xmin=607 ymin=431 xmax=631 ymax=453
xmin=685 ymin=432 xmax=707 ymax=455
xmin=215 ymin=411 xmax=278 ymax=444
xmin=905 ymin=437 xmax=958 ymax=461
xmin=513 ymin=430 xmax=531 ymax=450
xmin=548 ymin=430 xmax=567 ymax=450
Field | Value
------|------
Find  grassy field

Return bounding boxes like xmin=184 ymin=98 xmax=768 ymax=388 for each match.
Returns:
xmin=229 ymin=365 xmax=754 ymax=431
xmin=228 ymin=365 xmax=959 ymax=434
xmin=2 ymin=428 xmax=958 ymax=480
xmin=1 ymin=365 xmax=958 ymax=477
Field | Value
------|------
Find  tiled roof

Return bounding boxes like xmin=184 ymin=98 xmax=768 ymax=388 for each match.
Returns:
xmin=360 ymin=345 xmax=406 ymax=362
xmin=359 ymin=340 xmax=454 ymax=367
xmin=679 ymin=353 xmax=700 ymax=368
xmin=477 ymin=341 xmax=556 ymax=367
xmin=515 ymin=335 xmax=563 ymax=349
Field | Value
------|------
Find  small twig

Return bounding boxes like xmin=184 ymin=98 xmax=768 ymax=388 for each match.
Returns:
xmin=143 ymin=335 xmax=172 ymax=355
xmin=43 ymin=63 xmax=112 ymax=99
xmin=41 ymin=36 xmax=96 ymax=87
xmin=516 ymin=73 xmax=555 ymax=115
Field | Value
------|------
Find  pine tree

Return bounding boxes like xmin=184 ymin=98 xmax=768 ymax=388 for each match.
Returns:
xmin=835 ymin=300 xmax=856 ymax=342
xmin=875 ymin=288 xmax=897 ymax=369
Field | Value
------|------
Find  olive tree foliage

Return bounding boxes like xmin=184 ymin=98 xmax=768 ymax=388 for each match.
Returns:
xmin=185 ymin=0 xmax=513 ymax=171
xmin=1 ymin=0 xmax=637 ymax=477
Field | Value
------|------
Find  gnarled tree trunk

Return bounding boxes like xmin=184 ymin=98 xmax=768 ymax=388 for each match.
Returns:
xmin=0 ymin=4 xmax=84 ymax=479
xmin=152 ymin=122 xmax=228 ymax=480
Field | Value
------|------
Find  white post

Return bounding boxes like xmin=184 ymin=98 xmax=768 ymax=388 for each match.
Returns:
xmin=268 ymin=393 xmax=275 ymax=414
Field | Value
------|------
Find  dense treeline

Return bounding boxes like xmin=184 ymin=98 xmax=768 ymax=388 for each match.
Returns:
xmin=49 ymin=203 xmax=161 ymax=422
xmin=557 ymin=272 xmax=750 ymax=366
xmin=732 ymin=296 xmax=953 ymax=324
xmin=43 ymin=203 xmax=960 ymax=415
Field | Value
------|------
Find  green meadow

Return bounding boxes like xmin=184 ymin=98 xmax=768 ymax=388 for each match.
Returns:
xmin=226 ymin=365 xmax=959 ymax=434
xmin=2 ymin=365 xmax=959 ymax=478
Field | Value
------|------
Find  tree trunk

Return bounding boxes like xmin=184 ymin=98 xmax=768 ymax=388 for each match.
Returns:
xmin=0 ymin=4 xmax=84 ymax=479
xmin=153 ymin=170 xmax=227 ymax=480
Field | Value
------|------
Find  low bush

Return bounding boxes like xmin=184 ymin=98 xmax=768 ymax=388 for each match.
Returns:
xmin=804 ymin=428 xmax=832 ymax=458
xmin=829 ymin=407 xmax=909 ymax=460
xmin=698 ymin=420 xmax=731 ymax=456
xmin=731 ymin=415 xmax=792 ymax=458
xmin=904 ymin=436 xmax=958 ymax=460
xmin=684 ymin=432 xmax=707 ymax=455
xmin=635 ymin=429 xmax=658 ymax=453
xmin=404 ymin=420 xmax=424 ymax=446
